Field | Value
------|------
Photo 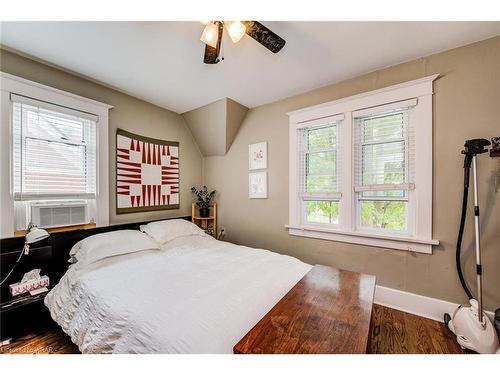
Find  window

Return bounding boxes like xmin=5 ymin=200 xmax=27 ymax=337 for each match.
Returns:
xmin=0 ymin=72 xmax=111 ymax=237
xmin=353 ymin=105 xmax=414 ymax=233
xmin=287 ymin=75 xmax=439 ymax=254
xmin=12 ymin=95 xmax=97 ymax=200
xmin=298 ymin=116 xmax=343 ymax=225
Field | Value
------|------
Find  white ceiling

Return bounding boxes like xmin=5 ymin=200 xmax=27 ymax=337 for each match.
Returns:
xmin=1 ymin=21 xmax=499 ymax=113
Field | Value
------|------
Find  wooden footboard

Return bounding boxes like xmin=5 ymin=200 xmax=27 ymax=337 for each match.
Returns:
xmin=233 ymin=265 xmax=376 ymax=354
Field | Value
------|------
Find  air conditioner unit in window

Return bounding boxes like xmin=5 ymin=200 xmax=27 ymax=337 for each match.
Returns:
xmin=29 ymin=200 xmax=89 ymax=229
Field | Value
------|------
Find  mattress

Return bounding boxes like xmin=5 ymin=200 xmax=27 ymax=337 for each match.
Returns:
xmin=45 ymin=234 xmax=312 ymax=353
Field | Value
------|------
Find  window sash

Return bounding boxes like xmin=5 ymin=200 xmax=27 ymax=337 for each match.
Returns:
xmin=353 ymin=105 xmax=415 ymax=234
xmin=354 ymin=108 xmax=413 ymax=191
xmin=12 ymin=99 xmax=97 ymax=201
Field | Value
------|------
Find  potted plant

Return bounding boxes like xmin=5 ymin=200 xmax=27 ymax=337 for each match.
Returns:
xmin=191 ymin=186 xmax=216 ymax=218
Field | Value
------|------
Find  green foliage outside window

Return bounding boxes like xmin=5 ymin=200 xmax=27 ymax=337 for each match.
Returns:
xmin=306 ymin=200 xmax=340 ymax=224
xmin=360 ymin=201 xmax=407 ymax=230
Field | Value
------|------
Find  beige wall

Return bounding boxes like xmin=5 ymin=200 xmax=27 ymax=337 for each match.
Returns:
xmin=203 ymin=36 xmax=500 ymax=310
xmin=0 ymin=48 xmax=202 ymax=225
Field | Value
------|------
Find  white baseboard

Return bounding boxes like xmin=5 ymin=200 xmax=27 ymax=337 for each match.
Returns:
xmin=374 ymin=285 xmax=495 ymax=322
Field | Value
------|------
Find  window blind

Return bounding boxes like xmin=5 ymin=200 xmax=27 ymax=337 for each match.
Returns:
xmin=298 ymin=119 xmax=341 ymax=200
xmin=12 ymin=96 xmax=97 ymax=200
xmin=353 ymin=103 xmax=415 ymax=199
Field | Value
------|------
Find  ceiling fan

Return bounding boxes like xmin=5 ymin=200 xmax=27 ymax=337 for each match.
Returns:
xmin=200 ymin=21 xmax=286 ymax=64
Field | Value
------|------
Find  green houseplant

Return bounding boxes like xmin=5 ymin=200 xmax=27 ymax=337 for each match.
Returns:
xmin=191 ymin=186 xmax=216 ymax=218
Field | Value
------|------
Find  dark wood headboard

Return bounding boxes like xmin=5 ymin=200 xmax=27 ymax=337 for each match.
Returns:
xmin=0 ymin=216 xmax=190 ymax=301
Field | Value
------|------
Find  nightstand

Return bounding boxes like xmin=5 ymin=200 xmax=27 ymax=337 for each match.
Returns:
xmin=0 ymin=288 xmax=52 ymax=343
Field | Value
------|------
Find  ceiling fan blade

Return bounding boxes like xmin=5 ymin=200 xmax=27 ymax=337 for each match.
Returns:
xmin=203 ymin=44 xmax=219 ymax=64
xmin=242 ymin=21 xmax=286 ymax=53
xmin=203 ymin=21 xmax=223 ymax=64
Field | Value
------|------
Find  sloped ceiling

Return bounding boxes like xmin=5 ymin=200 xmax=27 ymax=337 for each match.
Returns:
xmin=182 ymin=98 xmax=248 ymax=156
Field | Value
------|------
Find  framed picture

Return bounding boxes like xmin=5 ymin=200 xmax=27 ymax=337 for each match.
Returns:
xmin=249 ymin=171 xmax=268 ymax=199
xmin=249 ymin=142 xmax=267 ymax=170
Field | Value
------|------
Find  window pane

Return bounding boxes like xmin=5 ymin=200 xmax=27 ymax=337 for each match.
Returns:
xmin=360 ymin=200 xmax=407 ymax=231
xmin=361 ymin=112 xmax=404 ymax=143
xmin=307 ymin=151 xmax=336 ymax=175
xmin=306 ymin=176 xmax=338 ymax=193
xmin=362 ymin=141 xmax=405 ymax=185
xmin=24 ymin=138 xmax=87 ymax=194
xmin=26 ymin=107 xmax=85 ymax=143
xmin=306 ymin=200 xmax=340 ymax=224
xmin=308 ymin=125 xmax=337 ymax=150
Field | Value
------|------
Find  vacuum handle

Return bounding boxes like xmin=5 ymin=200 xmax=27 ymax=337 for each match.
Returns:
xmin=472 ymin=157 xmax=484 ymax=324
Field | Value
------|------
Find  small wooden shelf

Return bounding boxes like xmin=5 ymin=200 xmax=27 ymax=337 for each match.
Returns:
xmin=191 ymin=203 xmax=217 ymax=238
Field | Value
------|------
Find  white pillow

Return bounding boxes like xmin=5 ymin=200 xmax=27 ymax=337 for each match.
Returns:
xmin=69 ymin=230 xmax=159 ymax=267
xmin=140 ymin=219 xmax=208 ymax=245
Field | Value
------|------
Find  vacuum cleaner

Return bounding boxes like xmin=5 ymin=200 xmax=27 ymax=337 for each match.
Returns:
xmin=444 ymin=138 xmax=500 ymax=354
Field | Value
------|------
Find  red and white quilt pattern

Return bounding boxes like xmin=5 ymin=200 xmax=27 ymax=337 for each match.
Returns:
xmin=116 ymin=130 xmax=179 ymax=213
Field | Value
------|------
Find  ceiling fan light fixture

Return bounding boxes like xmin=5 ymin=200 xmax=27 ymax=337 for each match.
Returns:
xmin=200 ymin=22 xmax=219 ymax=48
xmin=226 ymin=21 xmax=246 ymax=43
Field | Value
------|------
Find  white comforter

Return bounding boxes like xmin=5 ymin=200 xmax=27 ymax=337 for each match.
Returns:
xmin=45 ymin=235 xmax=312 ymax=353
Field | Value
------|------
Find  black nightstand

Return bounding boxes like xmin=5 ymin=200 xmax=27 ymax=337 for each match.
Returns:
xmin=0 ymin=244 xmax=55 ymax=342
xmin=0 ymin=288 xmax=53 ymax=343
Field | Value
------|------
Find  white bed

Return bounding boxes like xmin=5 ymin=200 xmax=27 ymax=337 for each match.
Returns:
xmin=45 ymin=223 xmax=312 ymax=353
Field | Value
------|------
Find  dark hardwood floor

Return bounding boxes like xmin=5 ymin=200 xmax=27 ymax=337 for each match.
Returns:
xmin=0 ymin=304 xmax=463 ymax=354
xmin=0 ymin=325 xmax=79 ymax=354
xmin=369 ymin=304 xmax=463 ymax=354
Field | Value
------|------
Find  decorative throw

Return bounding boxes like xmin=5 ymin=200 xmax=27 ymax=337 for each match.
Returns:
xmin=116 ymin=129 xmax=179 ymax=214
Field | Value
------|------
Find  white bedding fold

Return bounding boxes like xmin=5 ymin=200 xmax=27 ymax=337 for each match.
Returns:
xmin=45 ymin=235 xmax=312 ymax=353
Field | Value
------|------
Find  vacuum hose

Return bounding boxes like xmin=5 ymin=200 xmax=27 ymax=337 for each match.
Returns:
xmin=455 ymin=157 xmax=473 ymax=300
xmin=455 ymin=139 xmax=490 ymax=301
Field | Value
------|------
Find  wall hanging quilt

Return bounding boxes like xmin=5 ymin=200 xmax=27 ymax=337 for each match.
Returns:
xmin=116 ymin=129 xmax=179 ymax=214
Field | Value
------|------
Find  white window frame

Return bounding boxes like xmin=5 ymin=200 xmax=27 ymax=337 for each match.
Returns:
xmin=0 ymin=72 xmax=113 ymax=237
xmin=287 ymin=75 xmax=439 ymax=254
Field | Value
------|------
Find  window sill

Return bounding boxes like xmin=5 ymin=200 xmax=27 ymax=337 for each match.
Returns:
xmin=285 ymin=224 xmax=438 ymax=254
xmin=14 ymin=222 xmax=96 ymax=237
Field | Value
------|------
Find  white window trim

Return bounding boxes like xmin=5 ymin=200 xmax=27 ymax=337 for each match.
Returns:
xmin=0 ymin=72 xmax=113 ymax=237
xmin=287 ymin=74 xmax=439 ymax=254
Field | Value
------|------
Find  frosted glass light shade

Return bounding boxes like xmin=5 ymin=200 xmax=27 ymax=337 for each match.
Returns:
xmin=227 ymin=21 xmax=246 ymax=43
xmin=200 ymin=22 xmax=219 ymax=48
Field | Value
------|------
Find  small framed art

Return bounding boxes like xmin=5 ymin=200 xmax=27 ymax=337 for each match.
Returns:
xmin=249 ymin=142 xmax=267 ymax=170
xmin=249 ymin=171 xmax=268 ymax=199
